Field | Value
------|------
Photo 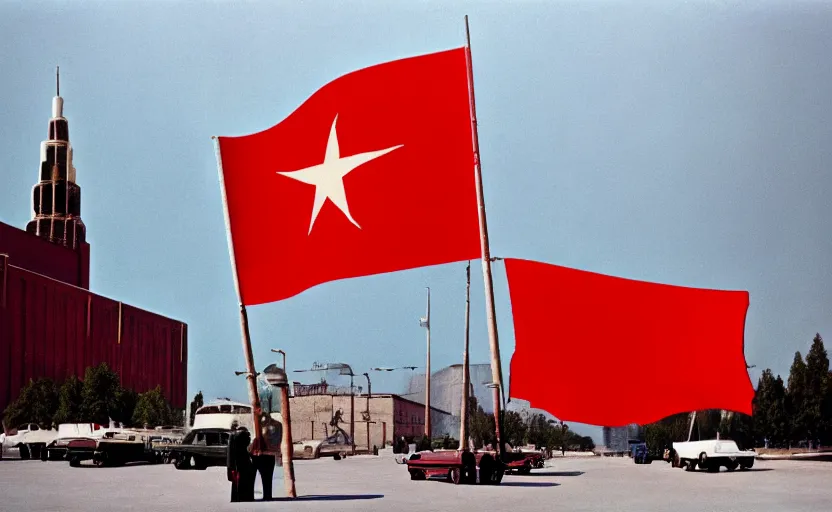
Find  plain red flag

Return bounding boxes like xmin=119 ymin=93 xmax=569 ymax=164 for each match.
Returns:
xmin=217 ymin=48 xmax=481 ymax=305
xmin=505 ymin=258 xmax=754 ymax=427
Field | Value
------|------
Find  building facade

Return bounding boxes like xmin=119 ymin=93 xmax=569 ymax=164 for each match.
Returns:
xmin=287 ymin=392 xmax=453 ymax=452
xmin=0 ymin=82 xmax=187 ymax=415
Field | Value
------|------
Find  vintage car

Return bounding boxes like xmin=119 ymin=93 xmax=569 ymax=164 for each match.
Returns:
xmin=1 ymin=423 xmax=58 ymax=460
xmin=671 ymin=439 xmax=755 ymax=472
xmin=168 ymin=428 xmax=232 ymax=470
xmin=406 ymin=450 xmax=504 ymax=485
xmin=293 ymin=430 xmax=353 ymax=460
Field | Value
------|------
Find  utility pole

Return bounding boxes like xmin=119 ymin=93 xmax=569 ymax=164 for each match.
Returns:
xmin=460 ymin=262 xmax=471 ymax=449
xmin=420 ymin=287 xmax=431 ymax=439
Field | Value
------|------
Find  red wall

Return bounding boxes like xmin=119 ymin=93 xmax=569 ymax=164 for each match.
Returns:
xmin=0 ymin=221 xmax=89 ymax=289
xmin=0 ymin=257 xmax=187 ymax=415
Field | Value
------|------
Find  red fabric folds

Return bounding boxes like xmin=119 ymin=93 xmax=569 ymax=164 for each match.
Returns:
xmin=218 ymin=47 xmax=481 ymax=306
xmin=505 ymin=258 xmax=754 ymax=427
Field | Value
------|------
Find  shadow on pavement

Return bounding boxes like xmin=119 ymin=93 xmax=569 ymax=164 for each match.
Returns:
xmin=499 ymin=482 xmax=560 ymax=487
xmin=694 ymin=468 xmax=774 ymax=474
xmin=267 ymin=494 xmax=385 ymax=502
xmin=527 ymin=471 xmax=584 ymax=477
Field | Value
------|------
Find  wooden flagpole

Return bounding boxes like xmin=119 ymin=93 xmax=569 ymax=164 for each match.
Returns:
xmin=459 ymin=261 xmax=471 ymax=449
xmin=464 ymin=15 xmax=506 ymax=460
xmin=212 ymin=137 xmax=265 ymax=455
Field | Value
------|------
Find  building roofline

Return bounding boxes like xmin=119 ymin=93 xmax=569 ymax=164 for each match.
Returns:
xmin=289 ymin=392 xmax=453 ymax=416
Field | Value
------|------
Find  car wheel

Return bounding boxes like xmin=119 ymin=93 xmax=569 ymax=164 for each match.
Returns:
xmin=19 ymin=445 xmax=30 ymax=460
xmin=449 ymin=467 xmax=461 ymax=485
xmin=478 ymin=454 xmax=494 ymax=484
xmin=461 ymin=452 xmax=478 ymax=485
xmin=174 ymin=454 xmax=191 ymax=470
xmin=491 ymin=466 xmax=504 ymax=485
xmin=409 ymin=469 xmax=425 ymax=480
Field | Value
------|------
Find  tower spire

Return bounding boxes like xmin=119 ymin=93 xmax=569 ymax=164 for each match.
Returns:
xmin=26 ymin=68 xmax=86 ymax=250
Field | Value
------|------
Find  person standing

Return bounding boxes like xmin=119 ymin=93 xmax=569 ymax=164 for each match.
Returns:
xmin=227 ymin=427 xmax=255 ymax=502
xmin=251 ymin=452 xmax=276 ymax=500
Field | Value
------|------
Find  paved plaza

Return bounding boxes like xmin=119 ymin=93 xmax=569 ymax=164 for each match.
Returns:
xmin=1 ymin=453 xmax=830 ymax=512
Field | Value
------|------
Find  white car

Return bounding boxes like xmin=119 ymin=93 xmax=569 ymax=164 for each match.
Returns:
xmin=2 ymin=423 xmax=59 ymax=460
xmin=671 ymin=439 xmax=756 ymax=472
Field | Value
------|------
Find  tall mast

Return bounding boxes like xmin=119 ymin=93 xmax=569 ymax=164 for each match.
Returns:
xmin=420 ymin=287 xmax=432 ymax=439
xmin=460 ymin=262 xmax=471 ymax=449
xmin=464 ymin=15 xmax=505 ymax=458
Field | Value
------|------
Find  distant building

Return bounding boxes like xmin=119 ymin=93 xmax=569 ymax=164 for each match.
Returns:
xmin=287 ymin=392 xmax=453 ymax=452
xmin=602 ymin=424 xmax=643 ymax=453
xmin=401 ymin=363 xmax=494 ymax=415
xmin=0 ymin=78 xmax=187 ymax=415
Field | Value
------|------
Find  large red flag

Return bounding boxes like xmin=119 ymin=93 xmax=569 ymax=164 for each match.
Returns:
xmin=505 ymin=258 xmax=754 ymax=427
xmin=217 ymin=48 xmax=481 ymax=305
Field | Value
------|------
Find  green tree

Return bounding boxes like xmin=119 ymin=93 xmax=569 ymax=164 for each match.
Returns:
xmin=132 ymin=386 xmax=172 ymax=428
xmin=525 ymin=413 xmax=553 ymax=449
xmin=577 ymin=435 xmax=596 ymax=451
xmin=804 ymin=334 xmax=829 ymax=443
xmin=113 ymin=388 xmax=139 ymax=427
xmin=717 ymin=411 xmax=755 ymax=450
xmin=502 ymin=410 xmax=528 ymax=448
xmin=53 ymin=375 xmax=84 ymax=425
xmin=468 ymin=396 xmax=495 ymax=449
xmin=80 ymin=363 xmax=122 ymax=425
xmin=752 ymin=370 xmax=788 ymax=447
xmin=189 ymin=391 xmax=204 ymax=427
xmin=787 ymin=351 xmax=809 ymax=444
xmin=2 ymin=378 xmax=59 ymax=429
xmin=643 ymin=412 xmax=696 ymax=452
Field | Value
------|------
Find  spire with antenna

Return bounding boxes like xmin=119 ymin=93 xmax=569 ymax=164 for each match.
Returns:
xmin=26 ymin=66 xmax=86 ymax=250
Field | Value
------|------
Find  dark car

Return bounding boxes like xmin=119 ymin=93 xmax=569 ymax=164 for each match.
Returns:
xmin=633 ymin=443 xmax=652 ymax=464
xmin=169 ymin=428 xmax=232 ymax=470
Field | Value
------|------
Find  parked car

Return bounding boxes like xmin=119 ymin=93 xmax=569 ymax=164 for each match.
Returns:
xmin=632 ymin=443 xmax=651 ymax=464
xmin=2 ymin=423 xmax=58 ymax=460
xmin=671 ymin=439 xmax=755 ymax=472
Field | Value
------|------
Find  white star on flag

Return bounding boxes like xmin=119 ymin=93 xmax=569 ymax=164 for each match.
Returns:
xmin=276 ymin=115 xmax=403 ymax=235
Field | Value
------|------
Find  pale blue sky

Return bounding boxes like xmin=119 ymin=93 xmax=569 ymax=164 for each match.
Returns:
xmin=2 ymin=1 xmax=831 ymax=442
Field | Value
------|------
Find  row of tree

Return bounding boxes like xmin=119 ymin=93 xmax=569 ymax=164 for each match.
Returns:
xmin=467 ymin=396 xmax=595 ymax=452
xmin=645 ymin=333 xmax=832 ymax=450
xmin=2 ymin=363 xmax=184 ymax=430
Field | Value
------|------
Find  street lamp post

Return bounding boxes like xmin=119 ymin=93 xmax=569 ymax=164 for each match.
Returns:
xmin=271 ymin=349 xmax=286 ymax=371
xmin=370 ymin=366 xmax=416 ymax=449
xmin=262 ymin=364 xmax=296 ymax=499
xmin=362 ymin=372 xmax=372 ymax=452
